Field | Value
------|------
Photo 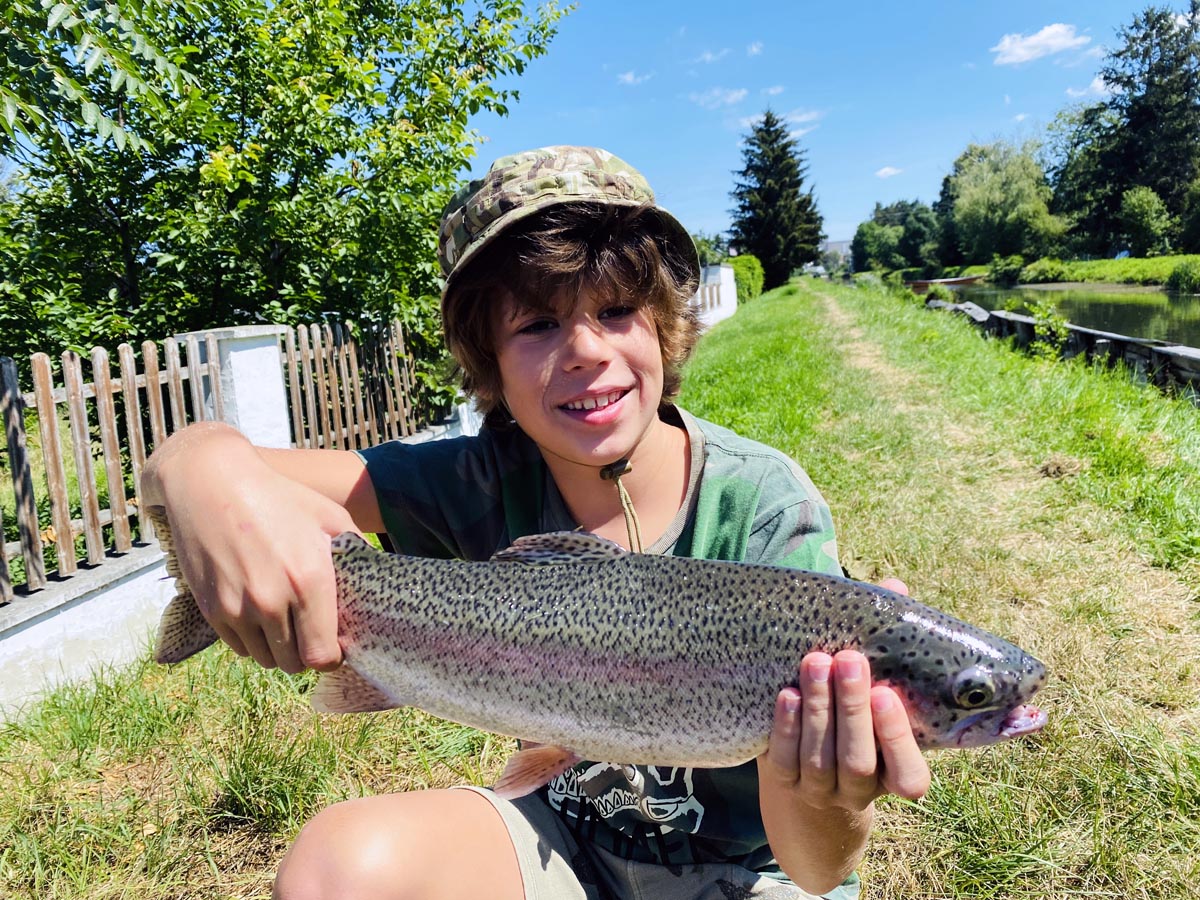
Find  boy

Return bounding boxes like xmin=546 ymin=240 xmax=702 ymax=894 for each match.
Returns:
xmin=142 ymin=146 xmax=929 ymax=899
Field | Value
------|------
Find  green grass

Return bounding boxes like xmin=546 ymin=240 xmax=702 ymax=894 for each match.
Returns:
xmin=2 ymin=278 xmax=1198 ymax=897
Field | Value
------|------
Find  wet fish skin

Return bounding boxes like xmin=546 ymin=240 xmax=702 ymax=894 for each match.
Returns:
xmin=154 ymin=526 xmax=1048 ymax=796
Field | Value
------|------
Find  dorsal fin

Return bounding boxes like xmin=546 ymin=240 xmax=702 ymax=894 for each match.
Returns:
xmin=490 ymin=531 xmax=628 ymax=566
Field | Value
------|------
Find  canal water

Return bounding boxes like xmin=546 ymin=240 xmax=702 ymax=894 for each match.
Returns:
xmin=955 ymin=284 xmax=1200 ymax=348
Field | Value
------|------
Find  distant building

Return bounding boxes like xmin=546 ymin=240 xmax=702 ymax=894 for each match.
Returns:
xmin=820 ymin=239 xmax=853 ymax=272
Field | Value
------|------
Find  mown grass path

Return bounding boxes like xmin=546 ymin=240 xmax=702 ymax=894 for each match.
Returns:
xmin=1 ymin=278 xmax=1197 ymax=899
xmin=680 ymin=279 xmax=1200 ymax=899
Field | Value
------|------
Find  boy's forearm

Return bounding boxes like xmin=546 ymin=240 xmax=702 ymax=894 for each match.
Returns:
xmin=141 ymin=421 xmax=257 ymax=507
xmin=765 ymin=800 xmax=873 ymax=896
xmin=142 ymin=421 xmax=382 ymax=533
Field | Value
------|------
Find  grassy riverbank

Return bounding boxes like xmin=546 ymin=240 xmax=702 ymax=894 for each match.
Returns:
xmin=2 ymin=278 xmax=1198 ymax=898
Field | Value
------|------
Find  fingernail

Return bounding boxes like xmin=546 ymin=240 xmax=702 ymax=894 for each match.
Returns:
xmin=836 ymin=655 xmax=863 ymax=683
xmin=808 ymin=658 xmax=831 ymax=683
xmin=872 ymin=691 xmax=893 ymax=714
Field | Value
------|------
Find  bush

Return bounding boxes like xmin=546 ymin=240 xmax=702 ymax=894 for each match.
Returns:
xmin=729 ymin=254 xmax=765 ymax=304
xmin=1020 ymin=257 xmax=1069 ymax=284
xmin=1166 ymin=258 xmax=1200 ymax=294
xmin=989 ymin=253 xmax=1026 ymax=287
xmin=925 ymin=283 xmax=954 ymax=302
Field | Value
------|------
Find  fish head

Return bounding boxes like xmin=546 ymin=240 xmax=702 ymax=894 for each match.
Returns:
xmin=859 ymin=600 xmax=1048 ymax=749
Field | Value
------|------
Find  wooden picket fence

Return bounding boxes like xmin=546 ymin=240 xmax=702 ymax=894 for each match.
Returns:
xmin=0 ymin=320 xmax=423 ymax=605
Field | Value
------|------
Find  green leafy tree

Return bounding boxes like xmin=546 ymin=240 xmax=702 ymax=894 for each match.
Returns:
xmin=0 ymin=0 xmax=567 ymax=396
xmin=1100 ymin=2 xmax=1200 ymax=218
xmin=933 ymin=172 xmax=964 ymax=267
xmin=729 ymin=110 xmax=823 ymax=289
xmin=850 ymin=220 xmax=903 ymax=272
xmin=1044 ymin=103 xmax=1122 ymax=255
xmin=948 ymin=140 xmax=1065 ymax=263
xmin=1046 ymin=5 xmax=1200 ymax=254
xmin=1118 ymin=186 xmax=1177 ymax=255
xmin=1 ymin=0 xmax=200 ymax=152
xmin=691 ymin=230 xmax=729 ymax=266
xmin=1179 ymin=177 xmax=1200 ymax=251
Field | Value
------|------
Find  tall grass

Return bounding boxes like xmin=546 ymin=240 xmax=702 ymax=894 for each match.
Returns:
xmin=680 ymin=278 xmax=1199 ymax=897
xmin=2 ymin=277 xmax=1197 ymax=897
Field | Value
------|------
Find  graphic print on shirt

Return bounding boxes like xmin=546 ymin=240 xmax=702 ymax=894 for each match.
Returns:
xmin=546 ymin=762 xmax=705 ymax=832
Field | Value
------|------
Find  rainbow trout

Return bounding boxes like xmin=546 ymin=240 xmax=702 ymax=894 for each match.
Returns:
xmin=154 ymin=529 xmax=1048 ymax=798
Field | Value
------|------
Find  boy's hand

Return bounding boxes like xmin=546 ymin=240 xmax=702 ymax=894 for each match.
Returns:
xmin=754 ymin=578 xmax=930 ymax=893
xmin=759 ymin=648 xmax=931 ymax=813
xmin=146 ymin=424 xmax=360 ymax=674
xmin=166 ymin=468 xmax=356 ymax=674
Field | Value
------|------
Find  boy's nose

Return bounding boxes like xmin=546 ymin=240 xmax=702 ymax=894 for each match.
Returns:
xmin=562 ymin=320 xmax=611 ymax=367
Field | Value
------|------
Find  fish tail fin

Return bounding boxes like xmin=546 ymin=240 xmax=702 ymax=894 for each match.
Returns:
xmin=493 ymin=745 xmax=582 ymax=799
xmin=147 ymin=504 xmax=218 ymax=664
xmin=154 ymin=591 xmax=219 ymax=663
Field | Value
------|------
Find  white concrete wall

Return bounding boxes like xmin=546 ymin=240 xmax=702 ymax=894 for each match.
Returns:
xmin=693 ymin=264 xmax=737 ymax=328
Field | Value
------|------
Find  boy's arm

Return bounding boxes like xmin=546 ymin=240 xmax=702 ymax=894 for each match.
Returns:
xmin=141 ymin=421 xmax=381 ymax=673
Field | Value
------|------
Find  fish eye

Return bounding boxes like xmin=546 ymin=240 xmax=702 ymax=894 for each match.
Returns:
xmin=952 ymin=667 xmax=996 ymax=709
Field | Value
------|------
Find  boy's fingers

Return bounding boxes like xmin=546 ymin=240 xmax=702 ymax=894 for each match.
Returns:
xmin=762 ymin=688 xmax=803 ymax=781
xmin=797 ymin=653 xmax=836 ymax=796
xmin=832 ymin=651 xmax=880 ymax=803
xmin=871 ymin=687 xmax=931 ymax=800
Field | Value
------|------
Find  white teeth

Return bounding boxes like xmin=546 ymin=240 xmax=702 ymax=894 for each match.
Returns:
xmin=565 ymin=391 xmax=623 ymax=411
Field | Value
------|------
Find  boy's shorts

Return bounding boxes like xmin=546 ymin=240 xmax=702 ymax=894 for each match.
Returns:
xmin=461 ymin=786 xmax=860 ymax=900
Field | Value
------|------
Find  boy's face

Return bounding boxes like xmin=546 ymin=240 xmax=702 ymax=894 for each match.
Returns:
xmin=493 ymin=285 xmax=665 ymax=470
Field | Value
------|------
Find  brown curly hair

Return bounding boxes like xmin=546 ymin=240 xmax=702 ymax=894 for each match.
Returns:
xmin=441 ymin=203 xmax=702 ymax=429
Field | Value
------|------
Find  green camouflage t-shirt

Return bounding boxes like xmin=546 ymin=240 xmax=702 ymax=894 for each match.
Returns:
xmin=358 ymin=406 xmax=847 ymax=885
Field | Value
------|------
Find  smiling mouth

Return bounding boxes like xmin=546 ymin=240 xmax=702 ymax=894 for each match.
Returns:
xmin=562 ymin=390 xmax=627 ymax=412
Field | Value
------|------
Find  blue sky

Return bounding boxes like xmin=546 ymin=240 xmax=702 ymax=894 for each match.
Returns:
xmin=467 ymin=0 xmax=1154 ymax=242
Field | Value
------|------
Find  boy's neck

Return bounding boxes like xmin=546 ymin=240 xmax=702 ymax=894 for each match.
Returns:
xmin=541 ymin=414 xmax=690 ymax=551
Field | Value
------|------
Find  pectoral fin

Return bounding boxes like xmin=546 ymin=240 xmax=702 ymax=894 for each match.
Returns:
xmin=311 ymin=665 xmax=399 ymax=713
xmin=493 ymin=745 xmax=582 ymax=799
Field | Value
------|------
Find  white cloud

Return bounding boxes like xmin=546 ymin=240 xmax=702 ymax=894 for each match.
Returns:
xmin=784 ymin=108 xmax=821 ymax=125
xmin=1066 ymin=75 xmax=1112 ymax=98
xmin=763 ymin=85 xmax=784 ymax=96
xmin=747 ymin=41 xmax=763 ymax=56
xmin=789 ymin=127 xmax=816 ymax=139
xmin=1004 ymin=94 xmax=1011 ymax=105
xmin=1013 ymin=113 xmax=1028 ymax=122
xmin=617 ymin=70 xmax=654 ymax=86
xmin=691 ymin=87 xmax=748 ymax=109
xmin=875 ymin=166 xmax=903 ymax=179
xmin=695 ymin=48 xmax=730 ymax=64
xmin=991 ymin=24 xmax=1090 ymax=65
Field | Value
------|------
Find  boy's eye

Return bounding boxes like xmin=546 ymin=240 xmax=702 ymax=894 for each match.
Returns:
xmin=517 ymin=317 xmax=557 ymax=335
xmin=601 ymin=305 xmax=637 ymax=320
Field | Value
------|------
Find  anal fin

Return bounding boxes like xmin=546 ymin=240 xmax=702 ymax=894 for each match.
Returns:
xmin=493 ymin=745 xmax=582 ymax=799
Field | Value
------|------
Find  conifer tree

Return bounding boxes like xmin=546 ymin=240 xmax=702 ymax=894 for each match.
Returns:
xmin=729 ymin=110 xmax=823 ymax=289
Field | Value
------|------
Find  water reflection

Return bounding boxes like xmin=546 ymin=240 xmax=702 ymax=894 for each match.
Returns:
xmin=955 ymin=285 xmax=1200 ymax=348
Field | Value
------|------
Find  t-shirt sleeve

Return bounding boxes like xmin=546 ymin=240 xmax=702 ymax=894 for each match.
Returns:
xmin=687 ymin=415 xmax=841 ymax=576
xmin=355 ymin=431 xmax=525 ymax=561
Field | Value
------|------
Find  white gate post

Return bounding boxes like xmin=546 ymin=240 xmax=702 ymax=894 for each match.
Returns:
xmin=175 ymin=324 xmax=292 ymax=448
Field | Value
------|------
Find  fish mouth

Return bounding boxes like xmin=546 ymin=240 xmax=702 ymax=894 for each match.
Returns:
xmin=950 ymin=703 xmax=1048 ymax=747
xmin=998 ymin=703 xmax=1048 ymax=739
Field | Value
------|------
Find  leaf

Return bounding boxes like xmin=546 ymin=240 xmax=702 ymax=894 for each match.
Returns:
xmin=81 ymin=101 xmax=100 ymax=126
xmin=46 ymin=2 xmax=71 ymax=30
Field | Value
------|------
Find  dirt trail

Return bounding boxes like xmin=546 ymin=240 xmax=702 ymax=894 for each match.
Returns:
xmin=813 ymin=288 xmax=1199 ymax=729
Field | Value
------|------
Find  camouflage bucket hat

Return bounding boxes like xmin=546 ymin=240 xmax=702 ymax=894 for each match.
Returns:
xmin=438 ymin=145 xmax=700 ymax=290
